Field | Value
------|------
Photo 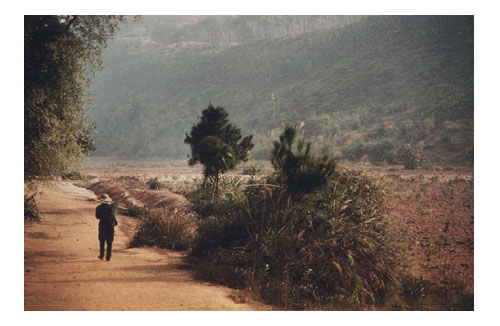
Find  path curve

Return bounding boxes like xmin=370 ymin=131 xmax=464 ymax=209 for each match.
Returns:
xmin=24 ymin=181 xmax=269 ymax=311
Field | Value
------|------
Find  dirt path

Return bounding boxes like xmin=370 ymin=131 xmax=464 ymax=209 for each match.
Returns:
xmin=24 ymin=181 xmax=269 ymax=311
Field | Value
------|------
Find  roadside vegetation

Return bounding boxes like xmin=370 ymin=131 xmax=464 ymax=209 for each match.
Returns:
xmin=147 ymin=177 xmax=164 ymax=190
xmin=24 ymin=15 xmax=126 ymax=222
xmin=24 ymin=194 xmax=43 ymax=222
xmin=129 ymin=207 xmax=195 ymax=251
xmin=121 ymin=106 xmax=473 ymax=310
xmin=185 ymin=124 xmax=401 ymax=309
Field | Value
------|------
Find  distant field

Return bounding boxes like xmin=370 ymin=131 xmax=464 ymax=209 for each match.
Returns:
xmin=81 ymin=156 xmax=274 ymax=182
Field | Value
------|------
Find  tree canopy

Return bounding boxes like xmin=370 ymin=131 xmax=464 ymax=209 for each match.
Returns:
xmin=184 ymin=103 xmax=254 ymax=182
xmin=24 ymin=15 xmax=125 ymax=182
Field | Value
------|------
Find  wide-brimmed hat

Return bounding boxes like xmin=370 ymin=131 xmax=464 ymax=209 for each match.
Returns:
xmin=99 ymin=194 xmax=113 ymax=203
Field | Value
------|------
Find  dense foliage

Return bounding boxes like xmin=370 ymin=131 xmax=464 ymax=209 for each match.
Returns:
xmin=189 ymin=170 xmax=400 ymax=308
xmin=184 ymin=104 xmax=254 ymax=185
xmin=24 ymin=15 xmax=125 ymax=182
xmin=24 ymin=194 xmax=43 ymax=221
xmin=188 ymin=127 xmax=400 ymax=309
xmin=271 ymin=123 xmax=335 ymax=195
xmin=90 ymin=15 xmax=473 ymax=166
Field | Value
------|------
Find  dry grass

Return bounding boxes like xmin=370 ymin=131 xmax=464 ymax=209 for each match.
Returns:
xmin=129 ymin=207 xmax=196 ymax=251
xmin=189 ymin=169 xmax=402 ymax=309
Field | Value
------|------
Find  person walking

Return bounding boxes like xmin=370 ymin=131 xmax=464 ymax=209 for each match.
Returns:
xmin=95 ymin=194 xmax=118 ymax=261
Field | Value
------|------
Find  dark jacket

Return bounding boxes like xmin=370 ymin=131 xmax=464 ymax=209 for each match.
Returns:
xmin=96 ymin=203 xmax=118 ymax=236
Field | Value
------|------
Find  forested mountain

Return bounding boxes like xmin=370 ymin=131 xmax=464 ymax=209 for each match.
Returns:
xmin=89 ymin=15 xmax=473 ymax=165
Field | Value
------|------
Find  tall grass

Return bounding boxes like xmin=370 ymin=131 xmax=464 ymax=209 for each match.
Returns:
xmin=129 ymin=207 xmax=196 ymax=251
xmin=186 ymin=175 xmax=245 ymax=218
xmin=189 ymin=169 xmax=401 ymax=309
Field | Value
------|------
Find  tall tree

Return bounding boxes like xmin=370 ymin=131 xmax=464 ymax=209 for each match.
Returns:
xmin=185 ymin=103 xmax=254 ymax=193
xmin=24 ymin=15 xmax=126 ymax=183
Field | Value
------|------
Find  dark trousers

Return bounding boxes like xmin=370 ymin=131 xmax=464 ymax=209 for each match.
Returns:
xmin=99 ymin=233 xmax=114 ymax=260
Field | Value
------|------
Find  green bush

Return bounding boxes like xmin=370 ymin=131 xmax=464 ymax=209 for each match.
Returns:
xmin=189 ymin=169 xmax=401 ymax=308
xmin=189 ymin=124 xmax=400 ymax=308
xmin=341 ymin=138 xmax=397 ymax=164
xmin=126 ymin=202 xmax=150 ymax=218
xmin=24 ymin=194 xmax=43 ymax=221
xmin=129 ymin=207 xmax=195 ymax=251
xmin=187 ymin=175 xmax=245 ymax=219
xmin=271 ymin=122 xmax=336 ymax=196
xmin=147 ymin=177 xmax=164 ymax=190
xmin=61 ymin=171 xmax=86 ymax=180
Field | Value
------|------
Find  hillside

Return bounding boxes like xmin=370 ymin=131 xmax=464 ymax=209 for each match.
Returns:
xmin=89 ymin=15 xmax=473 ymax=165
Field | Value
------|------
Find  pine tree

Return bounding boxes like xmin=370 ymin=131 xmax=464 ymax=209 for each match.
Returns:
xmin=271 ymin=122 xmax=336 ymax=196
xmin=184 ymin=103 xmax=254 ymax=195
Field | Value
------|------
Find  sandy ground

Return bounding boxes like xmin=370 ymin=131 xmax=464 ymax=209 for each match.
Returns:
xmin=24 ymin=181 xmax=269 ymax=311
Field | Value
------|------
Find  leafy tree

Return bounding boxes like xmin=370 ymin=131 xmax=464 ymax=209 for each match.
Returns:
xmin=184 ymin=103 xmax=254 ymax=194
xmin=24 ymin=15 xmax=126 ymax=183
xmin=271 ymin=122 xmax=336 ymax=195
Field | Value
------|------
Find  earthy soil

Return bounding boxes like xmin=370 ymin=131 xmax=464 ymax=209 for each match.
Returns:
xmin=75 ymin=176 xmax=189 ymax=209
xmin=384 ymin=169 xmax=474 ymax=296
xmin=24 ymin=181 xmax=269 ymax=311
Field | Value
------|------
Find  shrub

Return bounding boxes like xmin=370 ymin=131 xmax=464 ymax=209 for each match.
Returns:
xmin=341 ymin=138 xmax=397 ymax=164
xmin=397 ymin=118 xmax=434 ymax=143
xmin=397 ymin=144 xmax=424 ymax=170
xmin=340 ymin=138 xmax=365 ymax=161
xmin=397 ymin=275 xmax=473 ymax=310
xmin=129 ymin=207 xmax=196 ymax=251
xmin=189 ymin=124 xmax=400 ymax=308
xmin=24 ymin=194 xmax=43 ymax=221
xmin=126 ymin=202 xmax=150 ymax=218
xmin=242 ymin=162 xmax=263 ymax=175
xmin=61 ymin=171 xmax=86 ymax=180
xmin=271 ymin=122 xmax=336 ymax=196
xmin=147 ymin=177 xmax=164 ymax=190
xmin=187 ymin=175 xmax=245 ymax=219
xmin=399 ymin=275 xmax=426 ymax=310
xmin=189 ymin=169 xmax=401 ymax=308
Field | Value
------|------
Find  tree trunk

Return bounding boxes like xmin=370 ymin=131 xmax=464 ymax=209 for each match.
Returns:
xmin=211 ymin=171 xmax=219 ymax=203
xmin=202 ymin=176 xmax=207 ymax=193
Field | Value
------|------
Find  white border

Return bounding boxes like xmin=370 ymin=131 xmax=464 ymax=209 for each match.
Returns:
xmin=8 ymin=1 xmax=498 ymax=325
